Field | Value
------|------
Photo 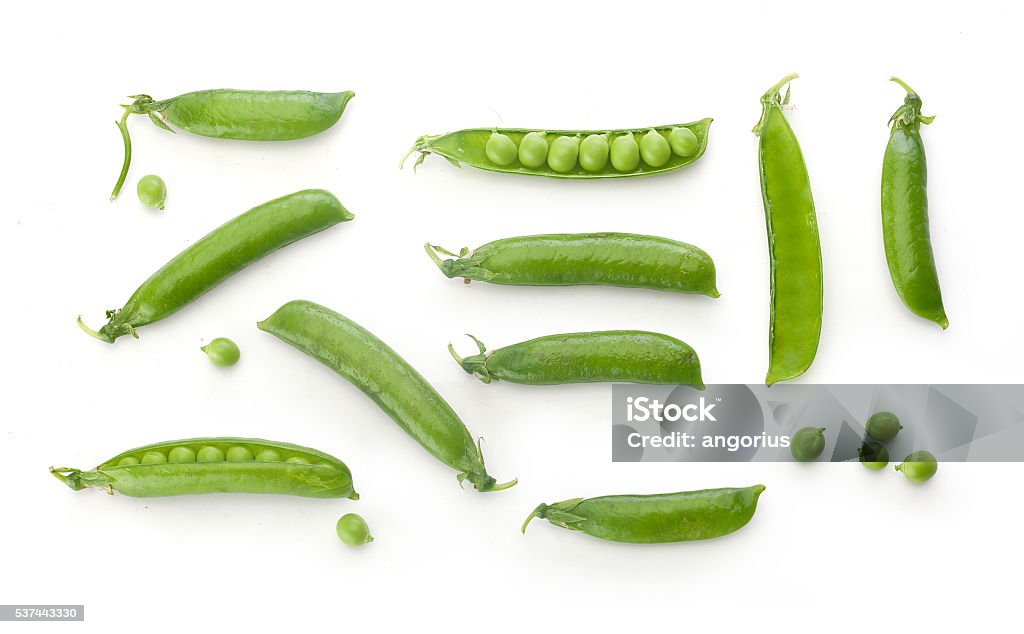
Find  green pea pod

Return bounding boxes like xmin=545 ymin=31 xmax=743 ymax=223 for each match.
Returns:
xmin=50 ymin=437 xmax=357 ymax=499
xmin=449 ymin=331 xmax=704 ymax=388
xmin=522 ymin=486 xmax=765 ymax=544
xmin=258 ymin=300 xmax=515 ymax=493
xmin=881 ymin=78 xmax=947 ymax=329
xmin=426 ymin=233 xmax=719 ymax=297
xmin=752 ymin=74 xmax=823 ymax=385
xmin=111 ymin=90 xmax=355 ymax=200
xmin=78 ymin=189 xmax=353 ymax=344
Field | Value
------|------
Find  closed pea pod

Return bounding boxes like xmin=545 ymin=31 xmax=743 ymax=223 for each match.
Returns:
xmin=547 ymin=136 xmax=580 ymax=173
xmin=522 ymin=486 xmax=766 ymax=544
xmin=425 ymin=233 xmax=719 ymax=297
xmin=50 ymin=437 xmax=357 ymax=499
xmin=449 ymin=330 xmax=704 ymax=388
xmin=753 ymin=74 xmax=823 ymax=385
xmin=578 ymin=134 xmax=609 ymax=172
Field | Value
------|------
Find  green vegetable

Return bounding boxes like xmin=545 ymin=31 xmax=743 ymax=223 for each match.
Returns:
xmin=882 ymin=77 xmax=947 ymax=329
xmin=336 ymin=513 xmax=373 ymax=547
xmin=78 ymin=189 xmax=353 ymax=344
xmin=790 ymin=427 xmax=825 ymax=462
xmin=858 ymin=441 xmax=889 ymax=470
xmin=50 ymin=437 xmax=357 ymax=499
xmin=753 ymin=74 xmax=823 ymax=385
xmin=401 ymin=119 xmax=712 ymax=178
xmin=425 ymin=233 xmax=719 ymax=297
xmin=522 ymin=486 xmax=765 ymax=544
xmin=866 ymin=411 xmax=902 ymax=442
xmin=449 ymin=331 xmax=703 ymax=388
xmin=896 ymin=451 xmax=938 ymax=483
xmin=136 ymin=174 xmax=167 ymax=210
xmin=201 ymin=338 xmax=241 ymax=367
xmin=258 ymin=300 xmax=515 ymax=493
xmin=111 ymin=90 xmax=354 ymax=200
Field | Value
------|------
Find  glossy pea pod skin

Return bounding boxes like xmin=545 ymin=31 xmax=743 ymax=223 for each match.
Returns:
xmin=522 ymin=486 xmax=765 ymax=544
xmin=881 ymin=78 xmax=947 ymax=329
xmin=449 ymin=331 xmax=704 ymax=388
xmin=49 ymin=438 xmax=357 ymax=499
xmin=257 ymin=301 xmax=515 ymax=493
xmin=753 ymin=74 xmax=823 ymax=385
xmin=401 ymin=119 xmax=712 ymax=178
xmin=78 ymin=190 xmax=353 ymax=343
xmin=426 ymin=233 xmax=719 ymax=297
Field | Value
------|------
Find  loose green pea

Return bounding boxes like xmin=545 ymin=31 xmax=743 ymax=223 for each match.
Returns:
xmin=117 ymin=456 xmax=140 ymax=466
xmin=858 ymin=441 xmax=889 ymax=470
xmin=579 ymin=134 xmax=609 ymax=172
xmin=168 ymin=446 xmax=197 ymax=463
xmin=668 ymin=127 xmax=699 ymax=156
xmin=196 ymin=446 xmax=225 ymax=462
xmin=256 ymin=449 xmax=282 ymax=462
xmin=896 ymin=451 xmax=938 ymax=483
xmin=790 ymin=427 xmax=826 ymax=462
xmin=866 ymin=411 xmax=902 ymax=442
xmin=610 ymin=133 xmax=640 ymax=172
xmin=518 ymin=132 xmax=548 ymax=168
xmin=201 ymin=338 xmax=240 ymax=367
xmin=639 ymin=129 xmax=671 ymax=167
xmin=141 ymin=451 xmax=167 ymax=465
xmin=547 ymin=136 xmax=579 ymax=173
xmin=226 ymin=446 xmax=254 ymax=462
xmin=137 ymin=174 xmax=167 ymax=210
xmin=286 ymin=456 xmax=307 ymax=464
xmin=336 ymin=513 xmax=373 ymax=547
xmin=485 ymin=132 xmax=517 ymax=166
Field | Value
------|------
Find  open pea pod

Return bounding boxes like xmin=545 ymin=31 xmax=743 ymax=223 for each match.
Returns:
xmin=402 ymin=119 xmax=712 ymax=178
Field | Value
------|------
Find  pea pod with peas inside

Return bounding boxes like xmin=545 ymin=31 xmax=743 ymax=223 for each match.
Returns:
xmin=257 ymin=300 xmax=515 ymax=493
xmin=50 ymin=437 xmax=357 ymax=499
xmin=78 ymin=189 xmax=353 ymax=344
xmin=426 ymin=233 xmax=719 ymax=297
xmin=401 ymin=119 xmax=712 ymax=178
xmin=449 ymin=331 xmax=704 ymax=388
xmin=752 ymin=74 xmax=823 ymax=385
xmin=111 ymin=89 xmax=355 ymax=200
xmin=522 ymin=486 xmax=765 ymax=544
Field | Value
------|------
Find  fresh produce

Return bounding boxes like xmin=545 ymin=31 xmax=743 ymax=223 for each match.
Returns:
xmin=896 ymin=451 xmax=938 ymax=483
xmin=336 ymin=513 xmax=373 ymax=547
xmin=790 ymin=427 xmax=826 ymax=462
xmin=858 ymin=441 xmax=890 ymax=470
xmin=866 ymin=411 xmax=902 ymax=442
xmin=136 ymin=174 xmax=167 ymax=210
xmin=201 ymin=338 xmax=240 ymax=367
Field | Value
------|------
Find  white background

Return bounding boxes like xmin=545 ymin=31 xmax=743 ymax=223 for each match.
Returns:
xmin=1 ymin=1 xmax=1021 ymax=630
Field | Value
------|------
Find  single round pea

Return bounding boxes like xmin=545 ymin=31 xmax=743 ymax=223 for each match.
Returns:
xmin=485 ymin=132 xmax=517 ymax=166
xmin=668 ymin=127 xmax=699 ymax=156
xmin=137 ymin=174 xmax=167 ymax=210
xmin=858 ymin=441 xmax=889 ymax=470
xmin=610 ymin=133 xmax=640 ymax=172
xmin=196 ymin=446 xmax=225 ymax=462
xmin=140 ymin=451 xmax=167 ymax=465
xmin=168 ymin=446 xmax=197 ymax=463
xmin=790 ymin=427 xmax=826 ymax=462
xmin=639 ymin=129 xmax=671 ymax=167
xmin=547 ymin=136 xmax=579 ymax=173
xmin=286 ymin=456 xmax=307 ymax=464
xmin=896 ymin=451 xmax=938 ymax=483
xmin=518 ymin=132 xmax=548 ymax=168
xmin=117 ymin=456 xmax=140 ymax=466
xmin=255 ymin=449 xmax=282 ymax=462
xmin=579 ymin=134 xmax=609 ymax=172
xmin=201 ymin=338 xmax=240 ymax=367
xmin=225 ymin=446 xmax=254 ymax=462
xmin=866 ymin=411 xmax=902 ymax=442
xmin=336 ymin=513 xmax=373 ymax=547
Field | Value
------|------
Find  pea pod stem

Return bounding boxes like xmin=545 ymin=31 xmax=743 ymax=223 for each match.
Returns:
xmin=110 ymin=109 xmax=132 ymax=200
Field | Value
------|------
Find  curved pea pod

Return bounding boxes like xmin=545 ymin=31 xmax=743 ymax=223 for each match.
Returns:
xmin=425 ymin=233 xmax=719 ymax=297
xmin=257 ymin=300 xmax=515 ymax=493
xmin=111 ymin=90 xmax=355 ymax=199
xmin=522 ymin=486 xmax=765 ymax=544
xmin=78 ymin=189 xmax=353 ymax=344
xmin=401 ymin=119 xmax=712 ymax=178
xmin=881 ymin=78 xmax=947 ymax=329
xmin=50 ymin=438 xmax=357 ymax=499
xmin=449 ymin=330 xmax=704 ymax=388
